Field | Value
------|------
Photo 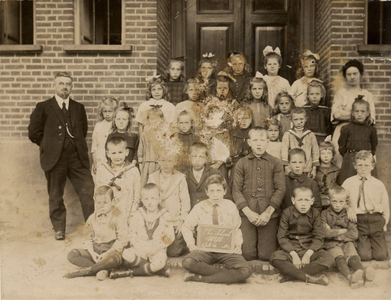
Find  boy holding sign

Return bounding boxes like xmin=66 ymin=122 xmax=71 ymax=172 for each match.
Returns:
xmin=181 ymin=174 xmax=252 ymax=283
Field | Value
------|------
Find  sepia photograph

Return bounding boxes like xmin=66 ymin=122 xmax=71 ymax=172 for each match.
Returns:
xmin=0 ymin=0 xmax=390 ymax=299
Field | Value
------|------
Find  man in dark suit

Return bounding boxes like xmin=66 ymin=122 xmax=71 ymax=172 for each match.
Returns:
xmin=28 ymin=72 xmax=94 ymax=240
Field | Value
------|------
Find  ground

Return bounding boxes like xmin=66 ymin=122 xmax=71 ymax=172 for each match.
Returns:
xmin=1 ymin=143 xmax=391 ymax=300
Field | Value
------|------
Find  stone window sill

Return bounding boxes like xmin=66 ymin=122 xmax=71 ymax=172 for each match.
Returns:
xmin=0 ymin=45 xmax=43 ymax=53
xmin=63 ymin=45 xmax=133 ymax=54
xmin=357 ymin=45 xmax=391 ymax=55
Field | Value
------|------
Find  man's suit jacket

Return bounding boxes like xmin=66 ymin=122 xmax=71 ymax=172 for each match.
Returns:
xmin=28 ymin=97 xmax=90 ymax=172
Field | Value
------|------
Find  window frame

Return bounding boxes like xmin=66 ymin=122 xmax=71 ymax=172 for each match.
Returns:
xmin=64 ymin=0 xmax=132 ymax=54
xmin=0 ymin=0 xmax=42 ymax=53
xmin=357 ymin=1 xmax=391 ymax=55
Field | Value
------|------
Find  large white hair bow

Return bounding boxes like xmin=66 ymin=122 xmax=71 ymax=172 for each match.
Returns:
xmin=255 ymin=71 xmax=264 ymax=78
xmin=302 ymin=50 xmax=320 ymax=61
xmin=146 ymin=70 xmax=161 ymax=82
xmin=263 ymin=46 xmax=281 ymax=57
xmin=202 ymin=53 xmax=215 ymax=58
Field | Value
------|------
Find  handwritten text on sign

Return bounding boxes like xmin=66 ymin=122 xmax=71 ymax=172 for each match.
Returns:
xmin=197 ymin=225 xmax=235 ymax=253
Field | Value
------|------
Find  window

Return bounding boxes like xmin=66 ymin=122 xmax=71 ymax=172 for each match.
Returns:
xmin=79 ymin=0 xmax=122 ymax=45
xmin=367 ymin=0 xmax=391 ymax=45
xmin=0 ymin=0 xmax=34 ymax=45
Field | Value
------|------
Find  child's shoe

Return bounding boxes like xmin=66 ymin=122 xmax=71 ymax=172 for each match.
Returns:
xmin=279 ymin=274 xmax=295 ymax=283
xmin=364 ymin=267 xmax=376 ymax=286
xmin=109 ymin=269 xmax=133 ymax=279
xmin=64 ymin=267 xmax=91 ymax=278
xmin=305 ymin=274 xmax=329 ymax=286
xmin=348 ymin=269 xmax=364 ymax=288
xmin=155 ymin=266 xmax=170 ymax=277
xmin=96 ymin=270 xmax=109 ymax=281
xmin=184 ymin=272 xmax=201 ymax=282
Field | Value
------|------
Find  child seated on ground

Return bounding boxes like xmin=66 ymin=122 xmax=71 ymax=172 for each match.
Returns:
xmin=281 ymin=108 xmax=319 ymax=178
xmin=342 ymin=150 xmax=390 ymax=261
xmin=64 ymin=186 xmax=127 ymax=279
xmin=148 ymin=151 xmax=191 ymax=257
xmin=232 ymin=127 xmax=285 ymax=261
xmin=315 ymin=142 xmax=340 ymax=208
xmin=184 ymin=142 xmax=232 ymax=209
xmin=110 ymin=183 xmax=175 ymax=278
xmin=282 ymin=148 xmax=321 ymax=212
xmin=321 ymin=186 xmax=376 ymax=287
xmin=269 ymin=187 xmax=334 ymax=286
xmin=182 ymin=174 xmax=253 ymax=283
xmin=95 ymin=136 xmax=140 ymax=217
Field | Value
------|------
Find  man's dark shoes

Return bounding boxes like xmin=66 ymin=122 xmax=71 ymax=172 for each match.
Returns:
xmin=55 ymin=231 xmax=65 ymax=240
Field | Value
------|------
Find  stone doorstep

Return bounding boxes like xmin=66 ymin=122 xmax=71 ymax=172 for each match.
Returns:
xmin=166 ymin=256 xmax=391 ymax=275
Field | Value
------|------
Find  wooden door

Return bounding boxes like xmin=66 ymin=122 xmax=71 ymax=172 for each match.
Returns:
xmin=183 ymin=0 xmax=300 ymax=83
xmin=185 ymin=0 xmax=243 ymax=77
xmin=244 ymin=0 xmax=300 ymax=83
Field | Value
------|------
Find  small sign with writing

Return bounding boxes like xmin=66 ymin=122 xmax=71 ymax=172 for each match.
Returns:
xmin=196 ymin=225 xmax=235 ymax=253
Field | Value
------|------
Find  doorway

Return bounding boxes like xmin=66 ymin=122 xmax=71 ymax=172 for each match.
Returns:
xmin=171 ymin=0 xmax=305 ymax=84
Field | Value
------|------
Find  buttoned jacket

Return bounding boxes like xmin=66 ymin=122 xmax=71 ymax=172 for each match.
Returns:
xmin=232 ymin=152 xmax=285 ymax=218
xmin=28 ymin=97 xmax=89 ymax=171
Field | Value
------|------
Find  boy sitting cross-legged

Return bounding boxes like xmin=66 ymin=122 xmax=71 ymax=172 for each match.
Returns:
xmin=182 ymin=174 xmax=252 ymax=283
xmin=321 ymin=186 xmax=376 ymax=287
xmin=110 ymin=183 xmax=175 ymax=278
xmin=270 ymin=187 xmax=334 ymax=285
xmin=64 ymin=185 xmax=127 ymax=279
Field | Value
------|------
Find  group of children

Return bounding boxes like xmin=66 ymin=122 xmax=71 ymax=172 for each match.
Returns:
xmin=64 ymin=47 xmax=389 ymax=288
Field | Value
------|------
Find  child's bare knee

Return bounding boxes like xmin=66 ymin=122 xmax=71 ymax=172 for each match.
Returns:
xmin=122 ymin=249 xmax=136 ymax=263
xmin=67 ymin=249 xmax=80 ymax=263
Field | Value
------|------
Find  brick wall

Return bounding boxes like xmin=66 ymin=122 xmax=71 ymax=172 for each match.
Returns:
xmin=156 ymin=0 xmax=171 ymax=75
xmin=315 ymin=0 xmax=391 ymax=142
xmin=315 ymin=0 xmax=391 ymax=223
xmin=0 ymin=0 xmax=160 ymax=143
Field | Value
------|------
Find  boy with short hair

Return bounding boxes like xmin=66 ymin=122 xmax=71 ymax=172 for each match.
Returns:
xmin=321 ymin=186 xmax=376 ymax=286
xmin=233 ymin=127 xmax=285 ymax=261
xmin=148 ymin=151 xmax=191 ymax=257
xmin=182 ymin=174 xmax=252 ymax=283
xmin=281 ymin=108 xmax=319 ymax=178
xmin=315 ymin=141 xmax=340 ymax=207
xmin=342 ymin=150 xmax=389 ymax=261
xmin=184 ymin=142 xmax=232 ymax=208
xmin=64 ymin=185 xmax=127 ymax=279
xmin=111 ymin=183 xmax=175 ymax=278
xmin=270 ymin=187 xmax=334 ymax=285
xmin=283 ymin=148 xmax=321 ymax=211
xmin=95 ymin=136 xmax=140 ymax=217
